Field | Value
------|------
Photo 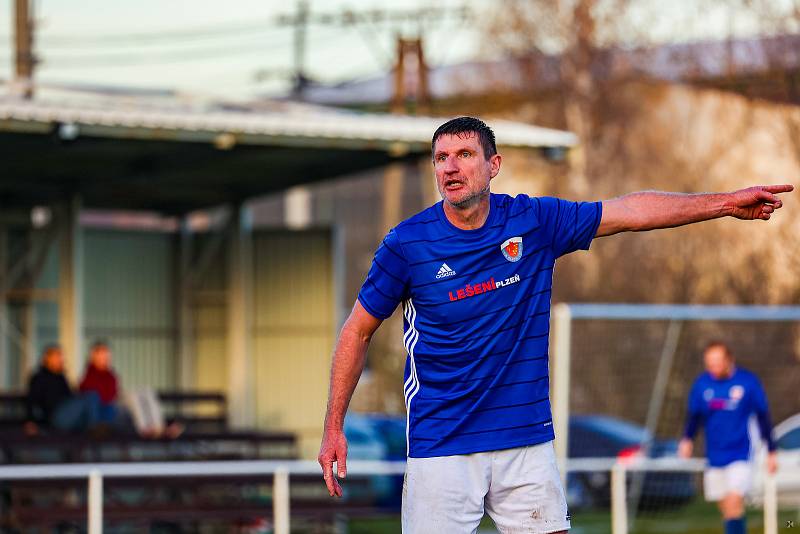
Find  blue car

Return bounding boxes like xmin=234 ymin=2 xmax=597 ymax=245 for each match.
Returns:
xmin=343 ymin=413 xmax=406 ymax=509
xmin=345 ymin=413 xmax=695 ymax=511
xmin=568 ymin=415 xmax=696 ymax=510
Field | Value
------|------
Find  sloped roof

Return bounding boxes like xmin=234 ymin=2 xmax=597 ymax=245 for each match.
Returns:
xmin=0 ymin=96 xmax=577 ymax=151
xmin=0 ymin=95 xmax=576 ymax=213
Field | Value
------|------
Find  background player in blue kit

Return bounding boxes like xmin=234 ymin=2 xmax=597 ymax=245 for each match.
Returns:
xmin=318 ymin=116 xmax=792 ymax=534
xmin=679 ymin=341 xmax=777 ymax=534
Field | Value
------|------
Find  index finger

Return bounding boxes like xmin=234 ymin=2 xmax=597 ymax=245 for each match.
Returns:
xmin=760 ymin=184 xmax=794 ymax=194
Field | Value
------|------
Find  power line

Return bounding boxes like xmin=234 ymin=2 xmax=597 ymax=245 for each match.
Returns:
xmin=11 ymin=19 xmax=285 ymax=46
xmin=277 ymin=6 xmax=472 ymax=29
xmin=1 ymin=2 xmax=476 ymax=96
xmin=0 ymin=5 xmax=472 ymax=46
xmin=26 ymin=29 xmax=340 ymax=69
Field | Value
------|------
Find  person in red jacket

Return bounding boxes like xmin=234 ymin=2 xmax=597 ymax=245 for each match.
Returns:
xmin=79 ymin=340 xmax=119 ymax=423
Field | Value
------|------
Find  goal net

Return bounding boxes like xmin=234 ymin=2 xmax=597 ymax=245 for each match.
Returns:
xmin=551 ymin=303 xmax=800 ymax=533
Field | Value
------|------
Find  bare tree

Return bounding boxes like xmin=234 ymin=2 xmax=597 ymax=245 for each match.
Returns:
xmin=473 ymin=0 xmax=800 ymax=434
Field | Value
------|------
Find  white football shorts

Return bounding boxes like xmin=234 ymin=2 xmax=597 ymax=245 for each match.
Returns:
xmin=703 ymin=460 xmax=753 ymax=501
xmin=402 ymin=441 xmax=570 ymax=534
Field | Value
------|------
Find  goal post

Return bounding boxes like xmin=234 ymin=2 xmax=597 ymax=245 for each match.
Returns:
xmin=551 ymin=303 xmax=800 ymax=531
xmin=552 ymin=303 xmax=800 ymax=464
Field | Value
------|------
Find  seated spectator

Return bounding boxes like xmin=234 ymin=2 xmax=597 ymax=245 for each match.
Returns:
xmin=125 ymin=387 xmax=184 ymax=439
xmin=25 ymin=344 xmax=102 ymax=435
xmin=78 ymin=340 xmax=183 ymax=438
xmin=79 ymin=340 xmax=119 ymax=424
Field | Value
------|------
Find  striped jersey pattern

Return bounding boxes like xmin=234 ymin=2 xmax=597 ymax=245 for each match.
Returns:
xmin=357 ymin=193 xmax=603 ymax=458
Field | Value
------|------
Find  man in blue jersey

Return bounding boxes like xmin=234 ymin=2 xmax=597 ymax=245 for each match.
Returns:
xmin=318 ymin=116 xmax=792 ymax=533
xmin=679 ymin=341 xmax=777 ymax=534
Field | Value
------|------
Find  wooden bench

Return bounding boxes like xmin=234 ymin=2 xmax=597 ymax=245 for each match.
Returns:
xmin=157 ymin=391 xmax=228 ymax=433
xmin=0 ymin=393 xmax=27 ymax=432
xmin=0 ymin=390 xmax=230 ymax=434
xmin=0 ymin=429 xmax=298 ymax=464
xmin=0 ymin=390 xmax=299 ymax=463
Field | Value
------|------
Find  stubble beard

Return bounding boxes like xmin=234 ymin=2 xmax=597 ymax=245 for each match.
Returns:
xmin=444 ymin=183 xmax=490 ymax=210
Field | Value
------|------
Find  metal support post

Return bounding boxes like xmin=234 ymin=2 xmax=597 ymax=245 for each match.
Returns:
xmin=226 ymin=204 xmax=254 ymax=428
xmin=551 ymin=303 xmax=572 ymax=481
xmin=611 ymin=463 xmax=628 ymax=534
xmin=177 ymin=219 xmax=195 ymax=390
xmin=88 ymin=469 xmax=103 ymax=534
xmin=273 ymin=467 xmax=290 ymax=534
xmin=382 ymin=163 xmax=404 ymax=234
xmin=58 ymin=196 xmax=85 ymax=381
xmin=764 ymin=471 xmax=777 ymax=534
xmin=0 ymin=224 xmax=7 ymax=389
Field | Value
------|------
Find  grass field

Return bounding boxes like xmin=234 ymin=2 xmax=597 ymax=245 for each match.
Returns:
xmin=342 ymin=501 xmax=800 ymax=533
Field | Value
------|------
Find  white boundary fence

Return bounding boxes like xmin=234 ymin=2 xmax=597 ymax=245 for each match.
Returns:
xmin=0 ymin=458 xmax=785 ymax=534
xmin=0 ymin=459 xmax=406 ymax=534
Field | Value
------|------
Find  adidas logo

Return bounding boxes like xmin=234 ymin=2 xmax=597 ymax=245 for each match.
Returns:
xmin=435 ymin=263 xmax=456 ymax=279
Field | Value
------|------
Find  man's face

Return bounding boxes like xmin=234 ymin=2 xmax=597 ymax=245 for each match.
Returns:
xmin=703 ymin=345 xmax=734 ymax=379
xmin=44 ymin=349 xmax=64 ymax=373
xmin=433 ymin=132 xmax=501 ymax=209
xmin=91 ymin=346 xmax=111 ymax=370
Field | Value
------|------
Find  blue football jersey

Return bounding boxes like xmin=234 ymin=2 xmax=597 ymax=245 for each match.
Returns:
xmin=357 ymin=193 xmax=602 ymax=458
xmin=685 ymin=367 xmax=774 ymax=467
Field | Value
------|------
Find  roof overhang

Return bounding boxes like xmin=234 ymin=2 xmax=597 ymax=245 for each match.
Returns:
xmin=0 ymin=97 xmax=577 ymax=214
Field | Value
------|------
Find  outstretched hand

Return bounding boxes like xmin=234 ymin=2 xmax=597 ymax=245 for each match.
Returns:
xmin=318 ymin=428 xmax=348 ymax=497
xmin=728 ymin=185 xmax=794 ymax=220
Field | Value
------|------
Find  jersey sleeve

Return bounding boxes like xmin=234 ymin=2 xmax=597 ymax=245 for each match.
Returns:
xmin=684 ymin=380 xmax=704 ymax=439
xmin=751 ymin=374 xmax=776 ymax=451
xmin=357 ymin=228 xmax=411 ymax=320
xmin=532 ymin=197 xmax=603 ymax=258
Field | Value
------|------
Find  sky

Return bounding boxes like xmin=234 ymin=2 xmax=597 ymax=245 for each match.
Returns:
xmin=0 ymin=0 xmax=795 ymax=101
xmin=0 ymin=0 xmax=485 ymax=99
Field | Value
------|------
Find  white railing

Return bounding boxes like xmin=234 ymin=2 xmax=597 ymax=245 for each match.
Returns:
xmin=0 ymin=459 xmax=406 ymax=534
xmin=597 ymin=457 xmax=780 ymax=534
xmin=0 ymin=458 xmax=783 ymax=534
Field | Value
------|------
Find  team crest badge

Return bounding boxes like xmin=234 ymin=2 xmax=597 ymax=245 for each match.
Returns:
xmin=500 ymin=236 xmax=523 ymax=262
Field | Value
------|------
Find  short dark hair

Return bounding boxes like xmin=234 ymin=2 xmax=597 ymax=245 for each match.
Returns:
xmin=41 ymin=343 xmax=62 ymax=359
xmin=431 ymin=116 xmax=497 ymax=160
xmin=704 ymin=340 xmax=733 ymax=358
xmin=91 ymin=339 xmax=110 ymax=352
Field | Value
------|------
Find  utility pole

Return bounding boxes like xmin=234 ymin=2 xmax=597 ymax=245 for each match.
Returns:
xmin=13 ymin=0 xmax=35 ymax=98
xmin=391 ymin=36 xmax=430 ymax=115
xmin=271 ymin=5 xmax=468 ymax=103
xmin=291 ymin=0 xmax=310 ymax=97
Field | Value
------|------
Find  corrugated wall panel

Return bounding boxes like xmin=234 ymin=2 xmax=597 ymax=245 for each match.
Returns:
xmin=253 ymin=230 xmax=333 ymax=458
xmin=190 ymin=231 xmax=228 ymax=395
xmin=83 ymin=230 xmax=176 ymax=389
xmin=194 ymin=302 xmax=228 ymax=393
